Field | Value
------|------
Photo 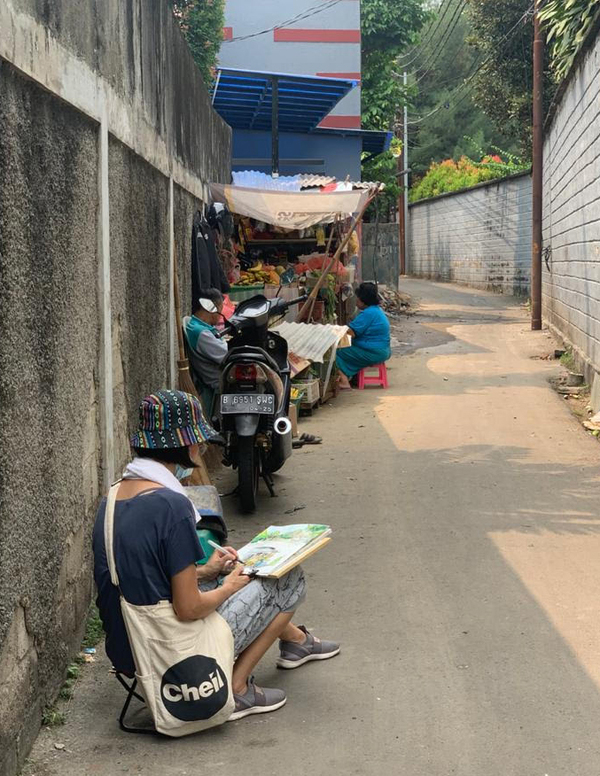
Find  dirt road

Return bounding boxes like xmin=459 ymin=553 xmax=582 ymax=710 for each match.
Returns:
xmin=26 ymin=280 xmax=600 ymax=776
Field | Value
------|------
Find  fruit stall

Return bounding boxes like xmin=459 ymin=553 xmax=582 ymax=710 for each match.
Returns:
xmin=210 ymin=182 xmax=370 ymax=325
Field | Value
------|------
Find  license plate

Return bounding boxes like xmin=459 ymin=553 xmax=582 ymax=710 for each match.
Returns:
xmin=220 ymin=394 xmax=275 ymax=415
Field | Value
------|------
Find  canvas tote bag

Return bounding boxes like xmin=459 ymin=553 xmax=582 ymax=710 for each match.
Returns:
xmin=104 ymin=483 xmax=235 ymax=736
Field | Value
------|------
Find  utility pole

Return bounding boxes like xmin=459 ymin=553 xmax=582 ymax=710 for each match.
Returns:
xmin=398 ymin=71 xmax=408 ymax=283
xmin=271 ymin=76 xmax=279 ymax=177
xmin=531 ymin=0 xmax=544 ymax=330
xmin=403 ymin=72 xmax=409 ymax=277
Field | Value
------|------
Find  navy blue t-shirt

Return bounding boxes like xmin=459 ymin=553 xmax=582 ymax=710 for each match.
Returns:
xmin=92 ymin=489 xmax=204 ymax=676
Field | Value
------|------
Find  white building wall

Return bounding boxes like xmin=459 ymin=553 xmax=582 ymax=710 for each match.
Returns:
xmin=221 ymin=0 xmax=361 ymax=127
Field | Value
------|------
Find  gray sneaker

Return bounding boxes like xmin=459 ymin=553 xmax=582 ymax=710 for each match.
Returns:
xmin=276 ymin=625 xmax=340 ymax=669
xmin=228 ymin=676 xmax=287 ymax=721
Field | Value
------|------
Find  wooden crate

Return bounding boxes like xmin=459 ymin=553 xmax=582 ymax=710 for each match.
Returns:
xmin=293 ymin=377 xmax=320 ymax=414
xmin=294 ymin=377 xmax=320 ymax=403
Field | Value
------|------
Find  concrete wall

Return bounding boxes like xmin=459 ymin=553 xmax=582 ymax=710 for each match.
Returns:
xmin=0 ymin=2 xmax=231 ymax=774
xmin=362 ymin=223 xmax=400 ymax=287
xmin=109 ymin=137 xmax=172 ymax=470
xmin=408 ymin=173 xmax=532 ymax=296
xmin=542 ymin=28 xmax=600 ymax=385
xmin=0 ymin=65 xmax=102 ymax=774
xmin=221 ymin=0 xmax=361 ymax=128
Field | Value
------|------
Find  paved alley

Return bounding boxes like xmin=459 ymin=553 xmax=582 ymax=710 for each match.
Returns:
xmin=27 ymin=280 xmax=600 ymax=776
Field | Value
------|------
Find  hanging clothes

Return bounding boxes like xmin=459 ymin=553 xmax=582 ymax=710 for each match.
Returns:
xmin=191 ymin=211 xmax=230 ymax=312
xmin=205 ymin=223 xmax=231 ymax=294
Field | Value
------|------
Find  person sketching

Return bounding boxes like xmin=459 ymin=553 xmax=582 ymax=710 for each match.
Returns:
xmin=92 ymin=390 xmax=340 ymax=721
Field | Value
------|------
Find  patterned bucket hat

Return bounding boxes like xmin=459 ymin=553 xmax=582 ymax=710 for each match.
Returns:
xmin=130 ymin=389 xmax=218 ymax=449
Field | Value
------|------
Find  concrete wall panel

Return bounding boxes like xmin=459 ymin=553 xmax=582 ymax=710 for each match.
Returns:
xmin=408 ymin=174 xmax=532 ymax=296
xmin=174 ymin=184 xmax=203 ymax=318
xmin=109 ymin=138 xmax=171 ymax=472
xmin=0 ymin=61 xmax=101 ymax=774
xmin=542 ymin=28 xmax=600 ymax=383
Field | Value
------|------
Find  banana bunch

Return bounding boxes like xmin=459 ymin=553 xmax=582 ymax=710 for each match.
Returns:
xmin=238 ymin=261 xmax=280 ymax=286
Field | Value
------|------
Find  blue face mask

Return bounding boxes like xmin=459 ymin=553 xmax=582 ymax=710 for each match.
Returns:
xmin=174 ymin=465 xmax=194 ymax=482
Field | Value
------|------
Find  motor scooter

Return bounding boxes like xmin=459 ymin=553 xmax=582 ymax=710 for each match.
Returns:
xmin=218 ymin=293 xmax=307 ymax=513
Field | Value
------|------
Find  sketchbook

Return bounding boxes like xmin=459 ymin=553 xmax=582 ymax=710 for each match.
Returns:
xmin=236 ymin=524 xmax=332 ymax=579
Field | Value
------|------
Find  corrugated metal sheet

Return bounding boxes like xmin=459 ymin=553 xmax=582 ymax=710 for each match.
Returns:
xmin=351 ymin=180 xmax=385 ymax=189
xmin=231 ymin=171 xmax=335 ymax=191
xmin=211 ymin=68 xmax=356 ymax=133
xmin=299 ymin=174 xmax=336 ymax=188
xmin=273 ymin=322 xmax=349 ymax=363
xmin=232 ymin=171 xmax=304 ymax=191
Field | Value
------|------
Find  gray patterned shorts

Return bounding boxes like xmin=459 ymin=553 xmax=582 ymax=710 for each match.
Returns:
xmin=200 ymin=566 xmax=306 ymax=657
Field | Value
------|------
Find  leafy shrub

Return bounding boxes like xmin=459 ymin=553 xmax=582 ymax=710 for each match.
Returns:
xmin=410 ymin=146 xmax=529 ymax=202
xmin=539 ymin=0 xmax=600 ymax=81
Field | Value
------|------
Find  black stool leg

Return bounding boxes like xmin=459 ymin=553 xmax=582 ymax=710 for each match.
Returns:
xmin=115 ymin=674 xmax=155 ymax=735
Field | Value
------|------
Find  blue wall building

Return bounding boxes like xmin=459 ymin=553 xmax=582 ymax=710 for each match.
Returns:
xmin=211 ymin=69 xmax=390 ymax=181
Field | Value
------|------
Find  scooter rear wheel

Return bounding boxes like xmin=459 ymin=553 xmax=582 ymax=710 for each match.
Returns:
xmin=238 ymin=436 xmax=259 ymax=513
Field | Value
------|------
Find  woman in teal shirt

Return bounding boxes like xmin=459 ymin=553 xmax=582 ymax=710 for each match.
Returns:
xmin=336 ymin=282 xmax=391 ymax=389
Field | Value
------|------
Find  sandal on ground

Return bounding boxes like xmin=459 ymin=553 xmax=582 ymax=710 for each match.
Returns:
xmin=228 ymin=676 xmax=287 ymax=721
xmin=292 ymin=433 xmax=323 ymax=449
xmin=277 ymin=625 xmax=340 ymax=670
xmin=299 ymin=433 xmax=322 ymax=445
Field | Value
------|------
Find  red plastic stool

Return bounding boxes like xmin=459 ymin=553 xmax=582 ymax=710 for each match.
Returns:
xmin=357 ymin=363 xmax=389 ymax=389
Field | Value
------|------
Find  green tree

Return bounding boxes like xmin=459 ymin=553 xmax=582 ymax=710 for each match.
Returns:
xmin=465 ymin=0 xmax=556 ymax=156
xmin=362 ymin=138 xmax=402 ymax=218
xmin=360 ymin=0 xmax=430 ymax=217
xmin=407 ymin=10 xmax=521 ymax=174
xmin=173 ymin=0 xmax=225 ymax=85
xmin=361 ymin=0 xmax=431 ymax=131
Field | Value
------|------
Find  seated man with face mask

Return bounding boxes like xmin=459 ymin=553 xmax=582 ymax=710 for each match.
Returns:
xmin=185 ymin=288 xmax=228 ymax=413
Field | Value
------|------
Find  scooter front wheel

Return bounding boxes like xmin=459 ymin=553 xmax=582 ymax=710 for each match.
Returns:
xmin=237 ymin=436 xmax=259 ymax=514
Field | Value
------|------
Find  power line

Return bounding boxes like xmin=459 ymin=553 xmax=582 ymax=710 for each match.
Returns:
xmin=223 ymin=0 xmax=344 ymax=44
xmin=405 ymin=2 xmax=535 ymax=126
xmin=396 ymin=0 xmax=456 ymax=66
xmin=412 ymin=0 xmax=467 ymax=86
xmin=396 ymin=0 xmax=459 ymax=69
xmin=408 ymin=43 xmax=487 ymax=117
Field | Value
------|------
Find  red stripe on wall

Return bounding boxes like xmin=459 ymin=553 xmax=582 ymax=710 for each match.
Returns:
xmin=274 ymin=28 xmax=360 ymax=43
xmin=223 ymin=27 xmax=233 ymax=41
xmin=317 ymin=72 xmax=362 ymax=81
xmin=319 ymin=115 xmax=362 ymax=129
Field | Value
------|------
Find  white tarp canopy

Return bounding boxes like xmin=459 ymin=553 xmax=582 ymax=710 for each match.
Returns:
xmin=210 ymin=183 xmax=370 ymax=229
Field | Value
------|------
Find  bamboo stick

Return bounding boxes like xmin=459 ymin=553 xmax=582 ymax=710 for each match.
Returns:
xmin=296 ymin=186 xmax=381 ymax=323
xmin=172 ymin=245 xmax=214 ymax=487
xmin=306 ymin=216 xmax=339 ymax=322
